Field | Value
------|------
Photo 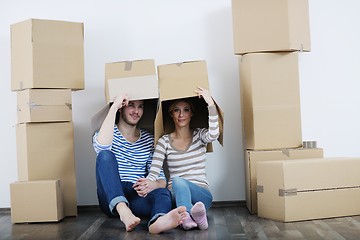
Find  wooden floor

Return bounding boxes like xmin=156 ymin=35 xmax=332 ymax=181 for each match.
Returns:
xmin=1 ymin=202 xmax=360 ymax=240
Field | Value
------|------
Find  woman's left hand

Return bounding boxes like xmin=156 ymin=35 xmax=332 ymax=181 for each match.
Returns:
xmin=195 ymin=86 xmax=214 ymax=106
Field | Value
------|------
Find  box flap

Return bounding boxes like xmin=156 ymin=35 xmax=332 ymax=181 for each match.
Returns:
xmin=282 ymin=158 xmax=360 ymax=191
xmin=157 ymin=61 xmax=209 ymax=101
xmin=105 ymin=59 xmax=157 ymax=103
xmin=107 ymin=75 xmax=158 ymax=103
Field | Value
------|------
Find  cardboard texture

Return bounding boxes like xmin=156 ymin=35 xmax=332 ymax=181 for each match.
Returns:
xmin=92 ymin=59 xmax=159 ymax=136
xmin=257 ymin=157 xmax=360 ymax=222
xmin=11 ymin=18 xmax=84 ymax=90
xmin=244 ymin=148 xmax=324 ymax=214
xmin=231 ymin=0 xmax=311 ymax=54
xmin=105 ymin=59 xmax=158 ymax=104
xmin=17 ymin=89 xmax=72 ymax=123
xmin=10 ymin=180 xmax=64 ymax=223
xmin=155 ymin=61 xmax=224 ymax=151
xmin=239 ymin=52 xmax=302 ymax=150
xmin=16 ymin=122 xmax=77 ymax=216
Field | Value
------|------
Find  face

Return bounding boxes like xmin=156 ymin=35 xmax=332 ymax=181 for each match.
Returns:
xmin=170 ymin=101 xmax=192 ymax=128
xmin=121 ymin=100 xmax=144 ymax=126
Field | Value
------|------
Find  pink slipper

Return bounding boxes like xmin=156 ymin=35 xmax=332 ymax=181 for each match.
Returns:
xmin=181 ymin=211 xmax=197 ymax=230
xmin=191 ymin=202 xmax=208 ymax=230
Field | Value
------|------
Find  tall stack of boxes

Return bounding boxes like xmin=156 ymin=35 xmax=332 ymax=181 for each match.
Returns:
xmin=232 ymin=0 xmax=360 ymax=222
xmin=9 ymin=19 xmax=84 ymax=223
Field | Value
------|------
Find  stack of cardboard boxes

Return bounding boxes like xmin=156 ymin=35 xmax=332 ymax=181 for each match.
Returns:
xmin=232 ymin=0 xmax=360 ymax=222
xmin=9 ymin=19 xmax=84 ymax=223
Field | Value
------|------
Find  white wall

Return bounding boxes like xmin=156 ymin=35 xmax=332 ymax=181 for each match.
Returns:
xmin=0 ymin=0 xmax=359 ymax=208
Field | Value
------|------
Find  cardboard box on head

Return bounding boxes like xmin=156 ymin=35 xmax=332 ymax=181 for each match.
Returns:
xmin=156 ymin=60 xmax=224 ymax=152
xmin=91 ymin=59 xmax=159 ymax=136
xmin=105 ymin=59 xmax=158 ymax=104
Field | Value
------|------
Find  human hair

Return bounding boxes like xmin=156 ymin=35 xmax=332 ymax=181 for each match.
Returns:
xmin=168 ymin=98 xmax=195 ymax=115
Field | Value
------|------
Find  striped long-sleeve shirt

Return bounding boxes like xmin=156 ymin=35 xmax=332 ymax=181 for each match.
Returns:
xmin=93 ymin=126 xmax=166 ymax=183
xmin=147 ymin=105 xmax=220 ymax=189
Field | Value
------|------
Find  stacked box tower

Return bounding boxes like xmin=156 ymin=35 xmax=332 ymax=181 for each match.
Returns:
xmin=231 ymin=0 xmax=324 ymax=214
xmin=9 ymin=18 xmax=84 ymax=223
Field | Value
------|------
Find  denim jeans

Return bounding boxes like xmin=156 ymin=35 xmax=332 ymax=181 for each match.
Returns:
xmin=95 ymin=150 xmax=172 ymax=226
xmin=171 ymin=176 xmax=213 ymax=213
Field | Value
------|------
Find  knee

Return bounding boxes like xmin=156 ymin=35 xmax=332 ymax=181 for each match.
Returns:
xmin=96 ymin=150 xmax=116 ymax=164
xmin=152 ymin=188 xmax=171 ymax=197
xmin=172 ymin=176 xmax=186 ymax=189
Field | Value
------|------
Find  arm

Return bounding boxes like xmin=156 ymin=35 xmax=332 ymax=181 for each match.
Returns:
xmin=133 ymin=137 xmax=168 ymax=197
xmin=133 ymin=178 xmax=166 ymax=198
xmin=195 ymin=87 xmax=220 ymax=143
xmin=96 ymin=94 xmax=129 ymax=145
xmin=146 ymin=137 xmax=167 ymax=181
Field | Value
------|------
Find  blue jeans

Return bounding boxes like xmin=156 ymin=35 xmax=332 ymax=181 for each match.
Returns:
xmin=95 ymin=150 xmax=172 ymax=226
xmin=171 ymin=176 xmax=213 ymax=213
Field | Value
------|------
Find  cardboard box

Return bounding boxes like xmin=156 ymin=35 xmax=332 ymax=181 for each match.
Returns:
xmin=239 ymin=52 xmax=302 ymax=150
xmin=231 ymin=0 xmax=311 ymax=54
xmin=17 ymin=89 xmax=72 ymax=123
xmin=245 ymin=148 xmax=324 ymax=214
xmin=10 ymin=180 xmax=64 ymax=223
xmin=11 ymin=18 xmax=84 ymax=90
xmin=16 ymin=122 xmax=77 ymax=216
xmin=155 ymin=61 xmax=224 ymax=152
xmin=105 ymin=59 xmax=158 ymax=104
xmin=92 ymin=59 xmax=159 ymax=136
xmin=257 ymin=157 xmax=360 ymax=222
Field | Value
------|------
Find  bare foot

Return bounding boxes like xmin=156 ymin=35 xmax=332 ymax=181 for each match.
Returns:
xmin=116 ymin=202 xmax=141 ymax=231
xmin=149 ymin=206 xmax=186 ymax=234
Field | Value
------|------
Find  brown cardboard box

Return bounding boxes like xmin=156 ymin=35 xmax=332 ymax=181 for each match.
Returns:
xmin=231 ymin=0 xmax=311 ymax=54
xmin=17 ymin=89 xmax=72 ymax=123
xmin=11 ymin=18 xmax=84 ymax=91
xmin=92 ymin=59 xmax=159 ymax=135
xmin=105 ymin=59 xmax=158 ymax=104
xmin=10 ymin=180 xmax=64 ymax=223
xmin=245 ymin=148 xmax=324 ymax=214
xmin=155 ymin=61 xmax=224 ymax=152
xmin=239 ymin=52 xmax=302 ymax=150
xmin=257 ymin=157 xmax=360 ymax=222
xmin=16 ymin=122 xmax=77 ymax=216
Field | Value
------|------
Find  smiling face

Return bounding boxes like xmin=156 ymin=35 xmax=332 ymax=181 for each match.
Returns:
xmin=169 ymin=100 xmax=193 ymax=128
xmin=121 ymin=100 xmax=144 ymax=126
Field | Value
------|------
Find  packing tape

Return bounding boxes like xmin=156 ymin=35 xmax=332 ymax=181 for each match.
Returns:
xmin=124 ymin=61 xmax=132 ymax=71
xmin=279 ymin=188 xmax=297 ymax=197
xmin=303 ymin=141 xmax=317 ymax=149
xmin=256 ymin=185 xmax=264 ymax=193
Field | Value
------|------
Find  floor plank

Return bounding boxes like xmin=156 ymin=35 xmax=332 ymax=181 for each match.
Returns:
xmin=1 ymin=204 xmax=360 ymax=240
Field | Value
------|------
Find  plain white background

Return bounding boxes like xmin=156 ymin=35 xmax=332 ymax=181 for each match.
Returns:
xmin=0 ymin=0 xmax=359 ymax=208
